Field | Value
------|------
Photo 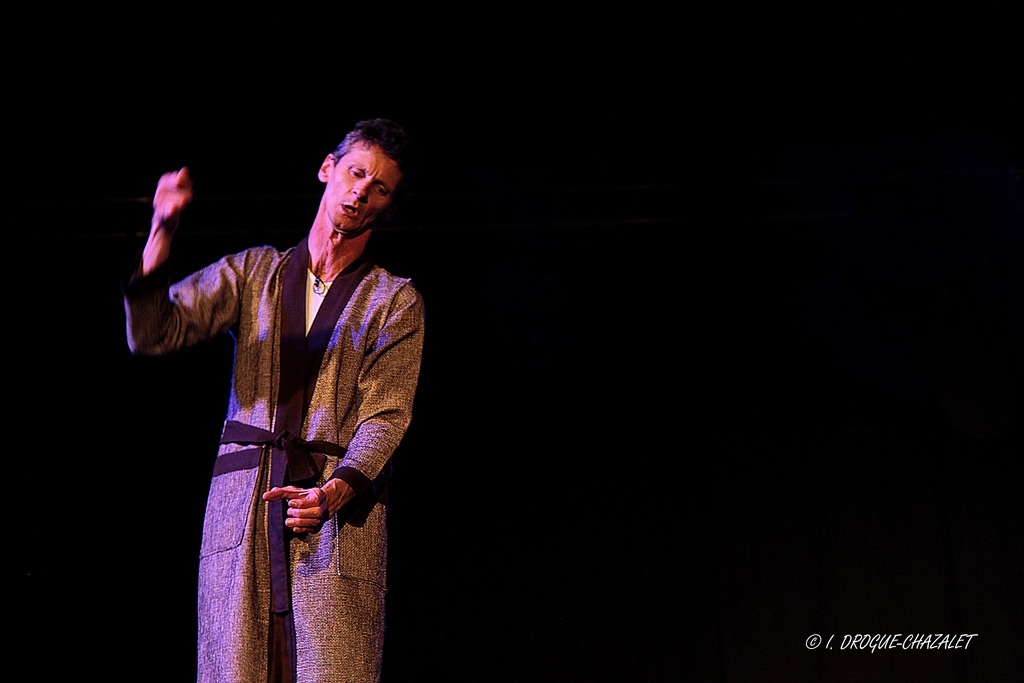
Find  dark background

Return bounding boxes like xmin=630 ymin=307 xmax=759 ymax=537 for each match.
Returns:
xmin=8 ymin=10 xmax=1021 ymax=682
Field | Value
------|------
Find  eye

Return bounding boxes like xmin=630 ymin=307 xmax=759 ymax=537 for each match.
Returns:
xmin=349 ymin=167 xmax=365 ymax=178
xmin=376 ymin=186 xmax=390 ymax=197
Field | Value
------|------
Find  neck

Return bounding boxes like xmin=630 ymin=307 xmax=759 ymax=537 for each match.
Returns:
xmin=308 ymin=214 xmax=371 ymax=281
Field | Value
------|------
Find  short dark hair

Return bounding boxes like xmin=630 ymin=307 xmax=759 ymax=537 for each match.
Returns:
xmin=333 ymin=118 xmax=418 ymax=209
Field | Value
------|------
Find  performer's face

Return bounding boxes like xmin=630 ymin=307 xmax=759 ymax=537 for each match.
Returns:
xmin=318 ymin=142 xmax=403 ymax=238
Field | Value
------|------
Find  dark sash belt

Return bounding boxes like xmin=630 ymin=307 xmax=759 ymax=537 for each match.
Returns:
xmin=218 ymin=419 xmax=348 ymax=614
xmin=218 ymin=420 xmax=347 ymax=482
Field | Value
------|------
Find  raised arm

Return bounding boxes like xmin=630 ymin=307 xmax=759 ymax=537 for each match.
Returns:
xmin=142 ymin=167 xmax=193 ymax=276
xmin=123 ymin=168 xmax=257 ymax=356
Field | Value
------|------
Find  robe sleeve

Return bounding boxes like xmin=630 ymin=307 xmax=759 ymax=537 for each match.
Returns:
xmin=330 ymin=281 xmax=425 ymax=494
xmin=123 ymin=250 xmax=253 ymax=355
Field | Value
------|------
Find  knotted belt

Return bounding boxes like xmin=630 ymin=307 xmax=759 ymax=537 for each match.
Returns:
xmin=217 ymin=420 xmax=347 ymax=481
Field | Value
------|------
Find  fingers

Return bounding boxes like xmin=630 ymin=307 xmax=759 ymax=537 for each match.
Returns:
xmin=286 ymin=504 xmax=329 ymax=531
xmin=263 ymin=487 xmax=330 ymax=532
xmin=156 ymin=167 xmax=193 ymax=193
xmin=289 ymin=488 xmax=325 ymax=508
xmin=152 ymin=167 xmax=194 ymax=226
xmin=155 ymin=168 xmax=194 ymax=200
xmin=175 ymin=166 xmax=193 ymax=190
xmin=262 ymin=485 xmax=311 ymax=501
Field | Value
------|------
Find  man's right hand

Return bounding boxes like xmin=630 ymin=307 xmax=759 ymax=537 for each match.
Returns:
xmin=142 ymin=167 xmax=193 ymax=276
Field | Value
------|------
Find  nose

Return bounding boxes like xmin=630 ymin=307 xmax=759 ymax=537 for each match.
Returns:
xmin=352 ymin=180 xmax=370 ymax=203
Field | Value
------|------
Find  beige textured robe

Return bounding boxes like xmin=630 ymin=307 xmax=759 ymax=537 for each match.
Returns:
xmin=125 ymin=242 xmax=424 ymax=683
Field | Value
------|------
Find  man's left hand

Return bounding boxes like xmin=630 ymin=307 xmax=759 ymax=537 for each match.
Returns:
xmin=263 ymin=478 xmax=356 ymax=533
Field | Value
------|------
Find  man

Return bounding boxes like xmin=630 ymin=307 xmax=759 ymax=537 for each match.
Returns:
xmin=124 ymin=119 xmax=424 ymax=683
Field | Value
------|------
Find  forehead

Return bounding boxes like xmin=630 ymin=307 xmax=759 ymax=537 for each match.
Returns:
xmin=337 ymin=142 xmax=403 ymax=184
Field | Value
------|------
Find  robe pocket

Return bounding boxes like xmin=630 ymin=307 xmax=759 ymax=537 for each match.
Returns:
xmin=334 ymin=501 xmax=388 ymax=589
xmin=199 ymin=449 xmax=262 ymax=557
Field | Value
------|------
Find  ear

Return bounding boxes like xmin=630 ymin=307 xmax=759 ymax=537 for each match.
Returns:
xmin=318 ymin=154 xmax=335 ymax=182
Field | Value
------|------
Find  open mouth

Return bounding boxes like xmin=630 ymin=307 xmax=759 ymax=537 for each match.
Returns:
xmin=341 ymin=204 xmax=359 ymax=217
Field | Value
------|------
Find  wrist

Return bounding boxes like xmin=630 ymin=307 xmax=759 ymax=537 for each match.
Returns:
xmin=142 ymin=233 xmax=168 ymax=276
xmin=321 ymin=478 xmax=355 ymax=516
